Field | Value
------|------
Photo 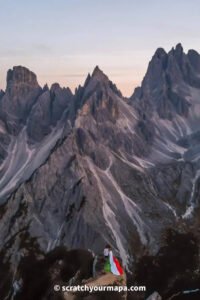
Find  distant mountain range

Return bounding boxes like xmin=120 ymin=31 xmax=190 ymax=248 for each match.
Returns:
xmin=1 ymin=43 xmax=200 ymax=298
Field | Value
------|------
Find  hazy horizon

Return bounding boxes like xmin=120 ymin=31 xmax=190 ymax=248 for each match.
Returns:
xmin=0 ymin=0 xmax=200 ymax=96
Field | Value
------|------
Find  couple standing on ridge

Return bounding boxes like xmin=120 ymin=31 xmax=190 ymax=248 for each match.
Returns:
xmin=103 ymin=244 xmax=123 ymax=276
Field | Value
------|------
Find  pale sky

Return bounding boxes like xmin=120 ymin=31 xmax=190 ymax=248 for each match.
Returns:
xmin=0 ymin=0 xmax=200 ymax=96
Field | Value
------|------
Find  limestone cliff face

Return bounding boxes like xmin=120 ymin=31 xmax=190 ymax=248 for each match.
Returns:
xmin=0 ymin=45 xmax=200 ymax=299
xmin=2 ymin=66 xmax=41 ymax=134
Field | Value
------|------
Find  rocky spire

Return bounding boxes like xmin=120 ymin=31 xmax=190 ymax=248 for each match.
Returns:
xmin=6 ymin=66 xmax=39 ymax=92
xmin=175 ymin=43 xmax=183 ymax=52
xmin=172 ymin=43 xmax=184 ymax=64
xmin=82 ymin=66 xmax=111 ymax=95
xmin=83 ymin=66 xmax=110 ymax=87
xmin=152 ymin=47 xmax=167 ymax=60
xmin=91 ymin=65 xmax=108 ymax=80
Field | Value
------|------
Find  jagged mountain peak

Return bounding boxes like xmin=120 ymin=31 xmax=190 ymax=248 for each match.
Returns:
xmin=83 ymin=66 xmax=109 ymax=91
xmin=168 ymin=43 xmax=183 ymax=55
xmin=91 ymin=65 xmax=108 ymax=81
xmin=130 ymin=43 xmax=200 ymax=118
xmin=150 ymin=43 xmax=184 ymax=66
xmin=6 ymin=66 xmax=38 ymax=89
xmin=175 ymin=42 xmax=183 ymax=52
xmin=43 ymin=83 xmax=49 ymax=91
xmin=50 ymin=83 xmax=73 ymax=96
xmin=169 ymin=43 xmax=185 ymax=65
xmin=82 ymin=66 xmax=122 ymax=99
xmin=153 ymin=47 xmax=167 ymax=59
xmin=150 ymin=44 xmax=185 ymax=67
xmin=50 ymin=82 xmax=61 ymax=91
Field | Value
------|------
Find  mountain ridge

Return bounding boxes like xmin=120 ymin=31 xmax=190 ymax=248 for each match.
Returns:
xmin=1 ymin=43 xmax=200 ymax=299
xmin=2 ymin=43 xmax=199 ymax=99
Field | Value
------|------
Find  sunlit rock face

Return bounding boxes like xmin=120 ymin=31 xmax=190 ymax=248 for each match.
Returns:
xmin=0 ymin=45 xmax=200 ymax=298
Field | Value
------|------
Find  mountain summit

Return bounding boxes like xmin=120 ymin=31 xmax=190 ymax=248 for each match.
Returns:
xmin=7 ymin=66 xmax=39 ymax=92
xmin=91 ymin=65 xmax=109 ymax=80
xmin=130 ymin=43 xmax=200 ymax=119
